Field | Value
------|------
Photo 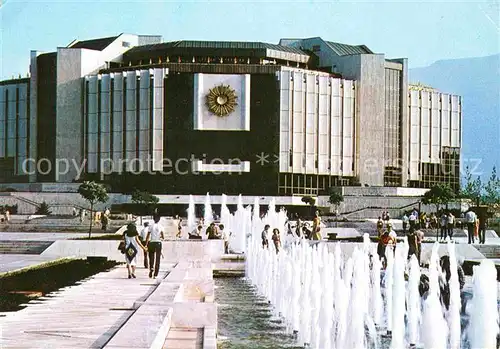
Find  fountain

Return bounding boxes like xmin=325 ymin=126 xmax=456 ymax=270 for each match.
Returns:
xmin=447 ymin=242 xmax=461 ymax=349
xmin=421 ymin=242 xmax=448 ymax=348
xmin=467 ymin=259 xmax=499 ymax=348
xmin=227 ymin=196 xmax=498 ymax=348
xmin=187 ymin=195 xmax=196 ymax=234
xmin=407 ymin=255 xmax=421 ymax=347
xmin=203 ymin=192 xmax=213 ymax=228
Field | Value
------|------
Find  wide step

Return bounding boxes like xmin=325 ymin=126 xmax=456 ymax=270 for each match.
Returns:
xmin=163 ymin=327 xmax=203 ymax=349
xmin=0 ymin=241 xmax=54 ymax=255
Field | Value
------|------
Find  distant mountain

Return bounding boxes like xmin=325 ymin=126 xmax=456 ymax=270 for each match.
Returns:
xmin=410 ymin=54 xmax=500 ymax=179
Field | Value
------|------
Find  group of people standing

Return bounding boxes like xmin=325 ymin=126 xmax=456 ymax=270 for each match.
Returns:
xmin=464 ymin=208 xmax=487 ymax=244
xmin=260 ymin=211 xmax=323 ymax=254
xmin=121 ymin=215 xmax=165 ymax=279
xmin=286 ymin=212 xmax=322 ymax=240
xmin=188 ymin=221 xmax=231 ymax=253
xmin=377 ymin=213 xmax=424 ymax=268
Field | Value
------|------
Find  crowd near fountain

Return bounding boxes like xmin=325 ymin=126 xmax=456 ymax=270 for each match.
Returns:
xmin=187 ymin=194 xmax=499 ymax=348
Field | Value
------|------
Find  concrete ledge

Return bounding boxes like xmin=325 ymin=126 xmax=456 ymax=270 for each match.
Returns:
xmin=169 ymin=303 xmax=217 ymax=328
xmin=104 ymin=307 xmax=173 ymax=349
xmin=203 ymin=326 xmax=217 ymax=349
xmin=41 ymin=240 xmax=225 ymax=262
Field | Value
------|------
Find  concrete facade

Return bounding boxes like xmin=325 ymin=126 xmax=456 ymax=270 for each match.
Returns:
xmin=0 ymin=34 xmax=462 ymax=196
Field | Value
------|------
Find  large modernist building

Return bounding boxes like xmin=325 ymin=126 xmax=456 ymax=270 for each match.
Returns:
xmin=0 ymin=34 xmax=462 ymax=195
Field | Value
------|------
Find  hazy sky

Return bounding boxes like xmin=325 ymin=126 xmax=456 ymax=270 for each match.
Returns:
xmin=0 ymin=0 xmax=499 ymax=80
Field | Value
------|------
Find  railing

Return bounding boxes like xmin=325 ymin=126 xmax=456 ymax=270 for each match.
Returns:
xmin=9 ymin=193 xmax=87 ymax=212
xmin=341 ymin=201 xmax=421 ymax=218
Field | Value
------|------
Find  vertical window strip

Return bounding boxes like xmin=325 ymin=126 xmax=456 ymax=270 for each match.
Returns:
xmin=136 ymin=74 xmax=141 ymax=172
xmin=149 ymin=74 xmax=154 ymax=167
xmin=122 ymin=76 xmax=127 ymax=172
xmin=97 ymin=77 xmax=102 ymax=173
xmin=15 ymin=87 xmax=19 ymax=174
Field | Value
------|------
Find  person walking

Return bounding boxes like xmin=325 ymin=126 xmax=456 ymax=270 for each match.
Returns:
xmin=145 ymin=215 xmax=164 ymax=279
xmin=294 ymin=214 xmax=302 ymax=238
xmin=478 ymin=214 xmax=487 ymax=244
xmin=123 ymin=223 xmax=147 ymax=279
xmin=312 ymin=213 xmax=322 ymax=240
xmin=402 ymin=213 xmax=409 ymax=234
xmin=140 ymin=222 xmax=150 ymax=269
xmin=101 ymin=214 xmax=109 ymax=231
xmin=377 ymin=230 xmax=396 ymax=269
xmin=409 ymin=211 xmax=417 ymax=230
xmin=219 ymin=224 xmax=230 ymax=254
xmin=407 ymin=227 xmax=419 ymax=261
xmin=465 ymin=209 xmax=477 ymax=244
xmin=474 ymin=217 xmax=480 ymax=243
xmin=440 ymin=212 xmax=448 ymax=242
xmin=261 ymin=224 xmax=270 ymax=249
xmin=272 ymin=228 xmax=281 ymax=254
xmin=176 ymin=218 xmax=183 ymax=239
xmin=377 ymin=217 xmax=384 ymax=237
xmin=446 ymin=212 xmax=455 ymax=241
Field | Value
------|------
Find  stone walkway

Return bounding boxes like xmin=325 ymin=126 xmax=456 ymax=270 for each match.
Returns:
xmin=0 ymin=231 xmax=110 ymax=241
xmin=0 ymin=264 xmax=174 ymax=348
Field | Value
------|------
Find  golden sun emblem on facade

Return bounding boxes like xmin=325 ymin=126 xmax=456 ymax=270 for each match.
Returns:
xmin=206 ymin=84 xmax=238 ymax=117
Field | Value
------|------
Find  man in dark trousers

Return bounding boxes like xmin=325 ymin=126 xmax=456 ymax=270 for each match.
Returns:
xmin=478 ymin=213 xmax=487 ymax=244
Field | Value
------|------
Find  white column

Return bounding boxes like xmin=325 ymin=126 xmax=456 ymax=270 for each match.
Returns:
xmin=151 ymin=68 xmax=165 ymax=171
xmin=87 ymin=76 xmax=98 ymax=173
xmin=430 ymin=92 xmax=440 ymax=163
xmin=100 ymin=74 xmax=111 ymax=173
xmin=112 ymin=73 xmax=124 ymax=171
xmin=342 ymin=79 xmax=354 ymax=176
xmin=409 ymin=90 xmax=420 ymax=180
xmin=305 ymin=73 xmax=316 ymax=173
xmin=318 ymin=75 xmax=329 ymax=175
xmin=16 ymin=83 xmax=29 ymax=175
xmin=279 ymin=70 xmax=291 ymax=172
xmin=420 ymin=91 xmax=430 ymax=163
xmin=138 ymin=69 xmax=151 ymax=171
xmin=292 ymin=71 xmax=305 ymax=174
xmin=330 ymin=78 xmax=342 ymax=176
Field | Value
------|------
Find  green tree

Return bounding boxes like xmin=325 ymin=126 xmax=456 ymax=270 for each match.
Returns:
xmin=301 ymin=196 xmax=316 ymax=206
xmin=460 ymin=165 xmax=483 ymax=206
xmin=78 ymin=181 xmax=109 ymax=238
xmin=35 ymin=201 xmax=52 ymax=215
xmin=131 ymin=189 xmax=159 ymax=223
xmin=484 ymin=166 xmax=500 ymax=214
xmin=422 ymin=184 xmax=455 ymax=213
xmin=328 ymin=188 xmax=344 ymax=214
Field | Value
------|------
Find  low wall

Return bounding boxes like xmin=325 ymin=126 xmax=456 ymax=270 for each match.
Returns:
xmin=322 ymin=241 xmax=485 ymax=265
xmin=41 ymin=240 xmax=225 ymax=262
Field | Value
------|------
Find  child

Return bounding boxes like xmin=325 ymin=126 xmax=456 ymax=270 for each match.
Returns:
xmin=261 ymin=224 xmax=270 ymax=249
xmin=272 ymin=228 xmax=281 ymax=254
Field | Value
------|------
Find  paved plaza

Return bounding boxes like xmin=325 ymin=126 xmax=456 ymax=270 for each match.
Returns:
xmin=0 ymin=261 xmax=218 ymax=349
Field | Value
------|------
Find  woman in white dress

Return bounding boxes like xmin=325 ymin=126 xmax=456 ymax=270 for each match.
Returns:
xmin=123 ymin=223 xmax=147 ymax=279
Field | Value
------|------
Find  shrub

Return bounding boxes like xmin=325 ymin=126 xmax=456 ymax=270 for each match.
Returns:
xmin=0 ymin=187 xmax=18 ymax=192
xmin=35 ymin=202 xmax=52 ymax=215
xmin=0 ymin=204 xmax=18 ymax=214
